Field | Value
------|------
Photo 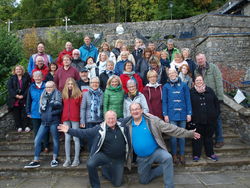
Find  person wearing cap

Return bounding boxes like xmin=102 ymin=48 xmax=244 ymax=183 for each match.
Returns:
xmin=77 ymin=67 xmax=90 ymax=93
xmin=164 ymin=39 xmax=180 ymax=63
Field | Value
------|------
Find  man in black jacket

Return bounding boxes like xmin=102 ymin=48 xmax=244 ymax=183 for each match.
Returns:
xmin=58 ymin=111 xmax=129 ymax=188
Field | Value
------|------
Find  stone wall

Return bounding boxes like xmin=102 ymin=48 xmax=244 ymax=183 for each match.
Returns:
xmin=17 ymin=13 xmax=250 ymax=78
xmin=0 ymin=105 xmax=15 ymax=140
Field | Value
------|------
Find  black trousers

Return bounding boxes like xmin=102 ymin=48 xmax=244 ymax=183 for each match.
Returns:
xmin=192 ymin=122 xmax=216 ymax=157
xmin=12 ymin=106 xmax=27 ymax=129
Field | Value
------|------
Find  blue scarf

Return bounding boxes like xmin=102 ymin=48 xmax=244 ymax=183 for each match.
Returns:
xmin=89 ymin=88 xmax=102 ymax=120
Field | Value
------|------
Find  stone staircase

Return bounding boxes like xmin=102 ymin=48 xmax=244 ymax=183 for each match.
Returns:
xmin=0 ymin=123 xmax=250 ymax=179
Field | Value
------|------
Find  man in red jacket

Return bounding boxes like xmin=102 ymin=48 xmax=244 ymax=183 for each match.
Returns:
xmin=32 ymin=56 xmax=49 ymax=81
xmin=56 ymin=42 xmax=74 ymax=67
xmin=54 ymin=54 xmax=80 ymax=91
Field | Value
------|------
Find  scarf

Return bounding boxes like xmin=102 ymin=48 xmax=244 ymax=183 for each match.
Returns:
xmin=40 ymin=89 xmax=62 ymax=112
xmin=123 ymin=71 xmax=135 ymax=76
xmin=98 ymin=61 xmax=107 ymax=75
xmin=146 ymin=82 xmax=161 ymax=88
xmin=179 ymin=72 xmax=191 ymax=83
xmin=86 ymin=63 xmax=97 ymax=78
xmin=194 ymin=84 xmax=206 ymax=93
xmin=89 ymin=88 xmax=102 ymax=120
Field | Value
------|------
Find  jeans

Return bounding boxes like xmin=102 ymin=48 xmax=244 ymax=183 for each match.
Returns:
xmin=136 ymin=148 xmax=174 ymax=188
xmin=87 ymin=152 xmax=124 ymax=188
xmin=215 ymin=115 xmax=224 ymax=143
xmin=170 ymin=120 xmax=186 ymax=155
xmin=64 ymin=121 xmax=80 ymax=162
xmin=34 ymin=123 xmax=59 ymax=161
xmin=31 ymin=118 xmax=49 ymax=148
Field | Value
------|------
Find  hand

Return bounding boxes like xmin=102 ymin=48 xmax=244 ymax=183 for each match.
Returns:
xmin=19 ymin=95 xmax=24 ymax=99
xmin=192 ymin=129 xmax=200 ymax=140
xmin=187 ymin=115 xmax=191 ymax=122
xmin=80 ymin=124 xmax=85 ymax=128
xmin=27 ymin=114 xmax=31 ymax=118
xmin=164 ymin=116 xmax=169 ymax=123
xmin=57 ymin=124 xmax=69 ymax=133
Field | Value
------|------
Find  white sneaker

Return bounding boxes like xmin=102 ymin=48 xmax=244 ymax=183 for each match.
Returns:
xmin=71 ymin=160 xmax=80 ymax=167
xmin=63 ymin=160 xmax=71 ymax=167
xmin=17 ymin=128 xmax=22 ymax=133
xmin=25 ymin=127 xmax=31 ymax=132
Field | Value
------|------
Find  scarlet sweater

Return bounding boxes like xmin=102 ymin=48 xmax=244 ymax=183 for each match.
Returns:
xmin=61 ymin=96 xmax=82 ymax=122
xmin=120 ymin=73 xmax=144 ymax=93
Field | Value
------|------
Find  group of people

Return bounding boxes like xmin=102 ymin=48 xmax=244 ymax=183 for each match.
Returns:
xmin=6 ymin=36 xmax=224 ymax=188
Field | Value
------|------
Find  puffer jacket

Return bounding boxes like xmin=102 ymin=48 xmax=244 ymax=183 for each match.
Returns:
xmin=162 ymin=78 xmax=192 ymax=121
xmin=103 ymin=85 xmax=124 ymax=118
xmin=26 ymin=82 xmax=46 ymax=119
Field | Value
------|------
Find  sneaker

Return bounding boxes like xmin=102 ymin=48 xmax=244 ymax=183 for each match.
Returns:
xmin=50 ymin=160 xmax=58 ymax=167
xmin=17 ymin=128 xmax=22 ymax=133
xmin=207 ymin=154 xmax=218 ymax=162
xmin=71 ymin=160 xmax=80 ymax=167
xmin=193 ymin=156 xmax=200 ymax=162
xmin=24 ymin=161 xmax=40 ymax=168
xmin=25 ymin=127 xmax=31 ymax=132
xmin=63 ymin=160 xmax=71 ymax=167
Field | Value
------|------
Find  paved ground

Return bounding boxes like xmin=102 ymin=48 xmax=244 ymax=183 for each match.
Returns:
xmin=1 ymin=170 xmax=250 ymax=188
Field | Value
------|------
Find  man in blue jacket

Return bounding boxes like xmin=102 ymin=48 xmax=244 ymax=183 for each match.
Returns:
xmin=79 ymin=36 xmax=98 ymax=63
xmin=58 ymin=111 xmax=129 ymax=188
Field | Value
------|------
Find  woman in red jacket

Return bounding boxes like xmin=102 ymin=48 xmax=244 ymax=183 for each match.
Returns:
xmin=61 ymin=77 xmax=82 ymax=167
xmin=120 ymin=61 xmax=143 ymax=93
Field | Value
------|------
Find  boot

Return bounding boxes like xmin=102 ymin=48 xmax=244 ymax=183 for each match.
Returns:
xmin=173 ymin=155 xmax=179 ymax=165
xmin=179 ymin=155 xmax=186 ymax=165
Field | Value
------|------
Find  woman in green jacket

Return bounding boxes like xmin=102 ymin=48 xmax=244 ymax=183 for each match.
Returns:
xmin=103 ymin=75 xmax=124 ymax=119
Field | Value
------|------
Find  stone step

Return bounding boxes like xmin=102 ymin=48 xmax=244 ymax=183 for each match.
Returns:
xmin=0 ymin=132 xmax=241 ymax=151
xmin=0 ymin=155 xmax=250 ymax=178
xmin=0 ymin=143 xmax=250 ymax=163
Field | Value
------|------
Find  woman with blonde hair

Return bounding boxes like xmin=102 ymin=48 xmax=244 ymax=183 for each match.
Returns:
xmin=61 ymin=77 xmax=82 ymax=167
xmin=142 ymin=70 xmax=163 ymax=119
xmin=7 ymin=65 xmax=31 ymax=132
xmin=103 ymin=75 xmax=124 ymax=119
xmin=170 ymin=53 xmax=188 ymax=72
xmin=117 ymin=45 xmax=136 ymax=65
xmin=97 ymin=42 xmax=116 ymax=64
xmin=112 ymin=39 xmax=123 ymax=59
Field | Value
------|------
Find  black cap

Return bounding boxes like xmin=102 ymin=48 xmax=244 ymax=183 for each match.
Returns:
xmin=80 ymin=67 xmax=88 ymax=72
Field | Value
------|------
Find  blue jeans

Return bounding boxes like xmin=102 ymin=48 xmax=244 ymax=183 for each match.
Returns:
xmin=170 ymin=120 xmax=186 ymax=155
xmin=87 ymin=152 xmax=124 ymax=188
xmin=34 ymin=123 xmax=59 ymax=161
xmin=31 ymin=118 xmax=49 ymax=148
xmin=136 ymin=148 xmax=174 ymax=188
xmin=215 ymin=115 xmax=224 ymax=143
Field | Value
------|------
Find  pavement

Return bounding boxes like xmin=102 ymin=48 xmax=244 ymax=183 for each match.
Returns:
xmin=1 ymin=170 xmax=250 ymax=188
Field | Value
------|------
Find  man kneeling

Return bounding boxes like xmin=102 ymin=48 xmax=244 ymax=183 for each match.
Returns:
xmin=58 ymin=111 xmax=129 ymax=188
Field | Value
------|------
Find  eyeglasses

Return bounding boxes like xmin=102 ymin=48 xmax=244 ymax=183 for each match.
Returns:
xmin=73 ymin=53 xmax=80 ymax=55
xmin=130 ymin=108 xmax=141 ymax=112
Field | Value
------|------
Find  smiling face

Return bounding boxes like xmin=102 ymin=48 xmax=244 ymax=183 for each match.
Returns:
xmin=65 ymin=42 xmax=73 ymax=51
xmin=196 ymin=54 xmax=206 ymax=67
xmin=90 ymin=77 xmax=100 ymax=90
xmin=45 ymin=82 xmax=55 ymax=94
xmin=181 ymin=65 xmax=188 ymax=75
xmin=167 ymin=42 xmax=174 ymax=50
xmin=130 ymin=103 xmax=143 ymax=120
xmin=106 ymin=62 xmax=114 ymax=71
xmin=195 ymin=76 xmax=204 ymax=87
xmin=125 ymin=62 xmax=133 ymax=72
xmin=15 ymin=66 xmax=23 ymax=76
xmin=148 ymin=43 xmax=155 ymax=51
xmin=36 ymin=57 xmax=44 ymax=68
xmin=84 ymin=37 xmax=91 ymax=46
xmin=127 ymin=82 xmax=137 ymax=93
xmin=168 ymin=69 xmax=178 ymax=80
xmin=63 ymin=56 xmax=71 ymax=67
xmin=87 ymin=58 xmax=94 ymax=64
xmin=33 ymin=73 xmax=43 ymax=84
xmin=110 ymin=78 xmax=119 ymax=88
xmin=67 ymin=80 xmax=74 ymax=90
xmin=105 ymin=111 xmax=117 ymax=129
xmin=37 ymin=43 xmax=45 ymax=53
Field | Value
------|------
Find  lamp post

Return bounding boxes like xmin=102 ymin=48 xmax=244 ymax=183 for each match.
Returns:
xmin=169 ymin=1 xmax=173 ymax=20
xmin=63 ymin=16 xmax=70 ymax=31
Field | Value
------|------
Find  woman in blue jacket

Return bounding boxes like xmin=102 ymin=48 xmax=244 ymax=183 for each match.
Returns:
xmin=162 ymin=68 xmax=192 ymax=165
xmin=26 ymin=71 xmax=49 ymax=152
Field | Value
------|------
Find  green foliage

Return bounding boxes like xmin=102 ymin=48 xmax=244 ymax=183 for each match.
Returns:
xmin=44 ymin=29 xmax=85 ymax=59
xmin=0 ymin=28 xmax=24 ymax=105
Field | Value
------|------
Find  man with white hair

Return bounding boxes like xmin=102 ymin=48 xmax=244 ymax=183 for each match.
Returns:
xmin=71 ymin=49 xmax=85 ymax=72
xmin=28 ymin=42 xmax=53 ymax=75
xmin=56 ymin=41 xmax=74 ymax=67
xmin=58 ymin=111 xmax=129 ymax=188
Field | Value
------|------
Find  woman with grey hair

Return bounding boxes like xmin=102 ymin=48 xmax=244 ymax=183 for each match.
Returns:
xmin=123 ymin=79 xmax=149 ymax=118
xmin=80 ymin=77 xmax=104 ymax=150
xmin=26 ymin=71 xmax=49 ymax=152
